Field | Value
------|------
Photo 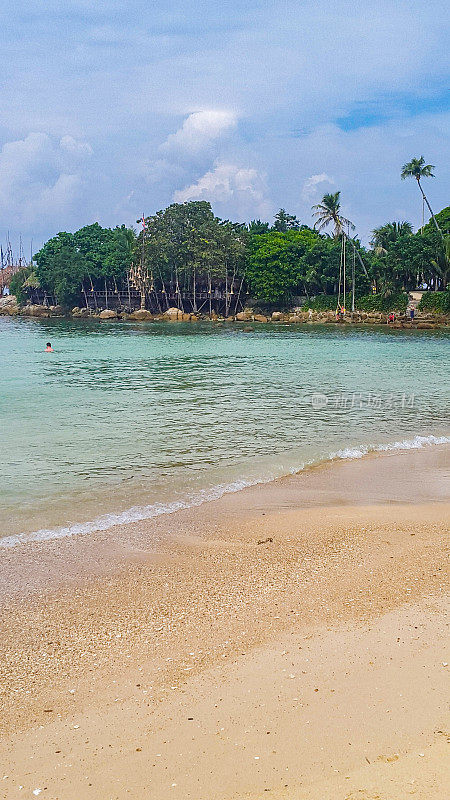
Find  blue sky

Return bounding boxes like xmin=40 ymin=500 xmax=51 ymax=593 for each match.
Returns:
xmin=0 ymin=0 xmax=449 ymax=253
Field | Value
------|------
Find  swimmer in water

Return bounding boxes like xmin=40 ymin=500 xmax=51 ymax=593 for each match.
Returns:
xmin=45 ymin=342 xmax=54 ymax=352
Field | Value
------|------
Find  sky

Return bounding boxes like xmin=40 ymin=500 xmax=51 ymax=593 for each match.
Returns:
xmin=0 ymin=0 xmax=449 ymax=255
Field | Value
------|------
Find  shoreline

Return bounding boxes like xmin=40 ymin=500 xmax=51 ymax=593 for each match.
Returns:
xmin=1 ymin=300 xmax=449 ymax=328
xmin=0 ymin=445 xmax=449 ymax=798
xmin=1 ymin=434 xmax=449 ymax=553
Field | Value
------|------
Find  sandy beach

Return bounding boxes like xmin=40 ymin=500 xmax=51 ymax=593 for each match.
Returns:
xmin=0 ymin=445 xmax=449 ymax=799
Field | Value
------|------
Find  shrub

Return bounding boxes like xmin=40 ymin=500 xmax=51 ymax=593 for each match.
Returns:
xmin=418 ymin=291 xmax=450 ymax=314
xmin=355 ymin=292 xmax=408 ymax=312
xmin=303 ymin=292 xmax=408 ymax=312
xmin=302 ymin=295 xmax=336 ymax=311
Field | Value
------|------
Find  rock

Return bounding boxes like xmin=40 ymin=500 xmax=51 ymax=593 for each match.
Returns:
xmin=21 ymin=304 xmax=50 ymax=317
xmin=0 ymin=295 xmax=19 ymax=315
xmin=288 ymin=314 xmax=302 ymax=323
xmin=129 ymin=309 xmax=153 ymax=320
xmin=71 ymin=306 xmax=80 ymax=314
xmin=181 ymin=313 xmax=192 ymax=321
xmin=243 ymin=326 xmax=254 ymax=332
xmin=271 ymin=311 xmax=283 ymax=321
xmin=164 ymin=307 xmax=183 ymax=320
xmin=253 ymin=314 xmax=268 ymax=322
xmin=236 ymin=311 xmax=252 ymax=321
xmin=99 ymin=309 xmax=118 ymax=319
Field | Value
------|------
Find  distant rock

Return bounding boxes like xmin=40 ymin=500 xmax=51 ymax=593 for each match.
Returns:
xmin=165 ymin=307 xmax=183 ymax=320
xmin=99 ymin=309 xmax=118 ymax=320
xmin=129 ymin=309 xmax=153 ymax=320
xmin=0 ymin=295 xmax=19 ymax=315
xmin=20 ymin=304 xmax=50 ymax=317
xmin=254 ymin=314 xmax=268 ymax=322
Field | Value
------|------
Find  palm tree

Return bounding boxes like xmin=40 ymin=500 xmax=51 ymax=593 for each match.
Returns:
xmin=312 ymin=192 xmax=355 ymax=239
xmin=371 ymin=221 xmax=413 ymax=253
xmin=400 ymin=157 xmax=441 ymax=234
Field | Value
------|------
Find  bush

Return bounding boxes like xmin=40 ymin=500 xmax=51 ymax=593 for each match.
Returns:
xmin=355 ymin=292 xmax=408 ymax=312
xmin=302 ymin=295 xmax=336 ymax=311
xmin=9 ymin=267 xmax=34 ymax=304
xmin=418 ymin=291 xmax=450 ymax=314
xmin=303 ymin=292 xmax=408 ymax=312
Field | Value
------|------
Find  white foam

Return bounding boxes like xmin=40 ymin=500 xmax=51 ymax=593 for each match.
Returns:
xmin=2 ymin=434 xmax=449 ymax=549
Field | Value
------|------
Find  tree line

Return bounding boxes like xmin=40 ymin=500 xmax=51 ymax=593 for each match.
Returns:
xmin=9 ymin=156 xmax=449 ymax=310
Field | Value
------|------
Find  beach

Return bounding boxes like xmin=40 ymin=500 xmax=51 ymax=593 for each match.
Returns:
xmin=0 ymin=445 xmax=448 ymax=799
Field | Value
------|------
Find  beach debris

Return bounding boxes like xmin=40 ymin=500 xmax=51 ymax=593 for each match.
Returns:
xmin=32 ymin=791 xmax=42 ymax=797
xmin=442 ymin=662 xmax=448 ymax=667
xmin=257 ymin=537 xmax=273 ymax=545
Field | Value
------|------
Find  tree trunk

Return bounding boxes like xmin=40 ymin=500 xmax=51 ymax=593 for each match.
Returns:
xmin=417 ymin=178 xmax=441 ymax=235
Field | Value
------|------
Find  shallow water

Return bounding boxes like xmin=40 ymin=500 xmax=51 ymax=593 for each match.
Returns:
xmin=0 ymin=316 xmax=449 ymax=545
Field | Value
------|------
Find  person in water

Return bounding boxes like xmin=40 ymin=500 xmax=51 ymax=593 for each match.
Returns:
xmin=45 ymin=342 xmax=54 ymax=352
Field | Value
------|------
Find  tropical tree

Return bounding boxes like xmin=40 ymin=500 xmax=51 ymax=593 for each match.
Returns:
xmin=371 ymin=221 xmax=413 ymax=254
xmin=400 ymin=156 xmax=441 ymax=234
xmin=312 ymin=192 xmax=355 ymax=239
xmin=273 ymin=208 xmax=300 ymax=232
xmin=248 ymin=219 xmax=270 ymax=235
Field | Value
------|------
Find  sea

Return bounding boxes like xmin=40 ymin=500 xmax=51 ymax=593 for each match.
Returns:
xmin=0 ymin=316 xmax=449 ymax=548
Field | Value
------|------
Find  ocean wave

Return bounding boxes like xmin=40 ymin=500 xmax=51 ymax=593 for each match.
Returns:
xmin=1 ymin=434 xmax=449 ymax=549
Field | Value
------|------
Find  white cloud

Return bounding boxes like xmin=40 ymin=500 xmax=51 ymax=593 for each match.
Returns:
xmin=173 ymin=161 xmax=269 ymax=218
xmin=0 ymin=132 xmax=91 ymax=228
xmin=161 ymin=110 xmax=237 ymax=156
xmin=301 ymin=173 xmax=334 ymax=202
xmin=60 ymin=135 xmax=93 ymax=158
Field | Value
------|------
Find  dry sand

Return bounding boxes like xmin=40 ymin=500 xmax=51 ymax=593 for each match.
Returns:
xmin=0 ymin=445 xmax=449 ymax=799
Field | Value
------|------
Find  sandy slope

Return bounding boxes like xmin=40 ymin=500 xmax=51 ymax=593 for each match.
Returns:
xmin=0 ymin=446 xmax=448 ymax=799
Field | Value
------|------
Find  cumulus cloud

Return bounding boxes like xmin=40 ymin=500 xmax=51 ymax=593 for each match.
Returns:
xmin=173 ymin=162 xmax=269 ymax=218
xmin=59 ymin=135 xmax=93 ymax=158
xmin=161 ymin=110 xmax=237 ymax=156
xmin=0 ymin=132 xmax=91 ymax=229
xmin=301 ymin=173 xmax=334 ymax=201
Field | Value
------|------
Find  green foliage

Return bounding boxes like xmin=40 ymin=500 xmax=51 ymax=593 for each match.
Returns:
xmin=312 ymin=191 xmax=354 ymax=238
xmin=371 ymin=221 xmax=413 ymax=251
xmin=302 ymin=292 xmax=408 ymax=312
xmin=355 ymin=292 xmax=408 ymax=312
xmin=247 ymin=229 xmax=370 ymax=303
xmin=248 ymin=219 xmax=270 ymax=235
xmin=302 ymin=295 xmax=336 ymax=311
xmin=9 ymin=266 xmax=36 ymax=303
xmin=423 ymin=206 xmax=450 ymax=235
xmin=401 ymin=156 xmax=435 ymax=181
xmin=418 ymin=291 xmax=450 ymax=314
xmin=34 ymin=224 xmax=135 ymax=305
xmin=273 ymin=208 xmax=300 ymax=232
xmin=246 ymin=229 xmax=319 ymax=302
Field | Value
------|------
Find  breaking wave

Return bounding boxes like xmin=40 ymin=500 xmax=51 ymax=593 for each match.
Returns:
xmin=1 ymin=434 xmax=448 ymax=549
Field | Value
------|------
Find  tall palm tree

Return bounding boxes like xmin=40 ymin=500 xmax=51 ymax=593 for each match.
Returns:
xmin=312 ymin=192 xmax=355 ymax=238
xmin=371 ymin=220 xmax=413 ymax=253
xmin=400 ymin=157 xmax=441 ymax=234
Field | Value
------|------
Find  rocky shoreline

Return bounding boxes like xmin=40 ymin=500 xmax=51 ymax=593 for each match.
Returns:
xmin=1 ymin=295 xmax=449 ymax=328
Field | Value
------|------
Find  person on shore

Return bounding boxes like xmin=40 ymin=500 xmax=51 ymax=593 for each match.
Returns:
xmin=388 ymin=312 xmax=395 ymax=324
xmin=410 ymin=308 xmax=415 ymax=323
xmin=308 ymin=308 xmax=313 ymax=320
xmin=45 ymin=342 xmax=54 ymax=352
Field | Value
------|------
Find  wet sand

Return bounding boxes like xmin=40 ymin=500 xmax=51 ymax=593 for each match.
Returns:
xmin=0 ymin=445 xmax=449 ymax=799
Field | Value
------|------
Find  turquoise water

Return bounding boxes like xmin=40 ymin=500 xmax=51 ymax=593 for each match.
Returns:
xmin=0 ymin=316 xmax=449 ymax=545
